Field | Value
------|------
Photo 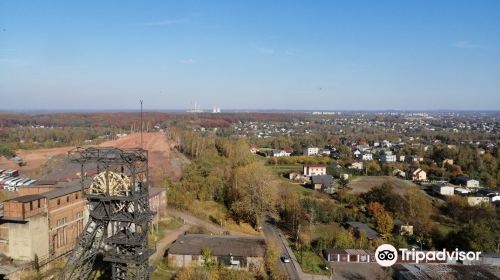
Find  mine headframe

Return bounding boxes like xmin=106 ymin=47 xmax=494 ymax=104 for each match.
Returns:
xmin=60 ymin=147 xmax=155 ymax=280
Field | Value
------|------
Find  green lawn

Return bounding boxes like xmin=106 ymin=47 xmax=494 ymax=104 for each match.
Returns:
xmin=293 ymin=249 xmax=330 ymax=275
xmin=267 ymin=164 xmax=302 ymax=176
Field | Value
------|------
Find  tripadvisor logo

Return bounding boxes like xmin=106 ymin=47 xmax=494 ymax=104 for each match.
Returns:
xmin=375 ymin=244 xmax=482 ymax=267
xmin=375 ymin=244 xmax=398 ymax=267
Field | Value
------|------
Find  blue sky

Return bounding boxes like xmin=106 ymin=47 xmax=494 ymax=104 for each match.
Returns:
xmin=1 ymin=0 xmax=499 ymax=111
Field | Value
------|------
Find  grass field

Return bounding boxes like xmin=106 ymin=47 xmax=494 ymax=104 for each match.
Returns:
xmin=187 ymin=200 xmax=260 ymax=235
xmin=348 ymin=176 xmax=418 ymax=194
xmin=291 ymin=246 xmax=329 ymax=275
xmin=267 ymin=164 xmax=302 ymax=176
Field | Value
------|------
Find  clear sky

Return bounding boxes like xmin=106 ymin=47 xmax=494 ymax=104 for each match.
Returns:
xmin=1 ymin=0 xmax=499 ymax=111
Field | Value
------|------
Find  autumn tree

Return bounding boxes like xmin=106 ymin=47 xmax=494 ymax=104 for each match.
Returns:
xmin=367 ymin=202 xmax=394 ymax=235
xmin=228 ymin=162 xmax=276 ymax=228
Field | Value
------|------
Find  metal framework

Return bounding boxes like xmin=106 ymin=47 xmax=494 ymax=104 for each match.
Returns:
xmin=60 ymin=147 xmax=154 ymax=280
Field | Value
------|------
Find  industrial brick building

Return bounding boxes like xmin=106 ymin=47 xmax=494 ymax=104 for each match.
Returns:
xmin=0 ymin=181 xmax=167 ymax=263
xmin=0 ymin=182 xmax=87 ymax=262
xmin=167 ymin=234 xmax=266 ymax=271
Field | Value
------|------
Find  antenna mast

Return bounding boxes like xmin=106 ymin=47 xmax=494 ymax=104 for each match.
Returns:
xmin=140 ymin=99 xmax=143 ymax=148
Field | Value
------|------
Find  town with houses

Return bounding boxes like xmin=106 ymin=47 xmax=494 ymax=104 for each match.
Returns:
xmin=0 ymin=111 xmax=499 ymax=280
xmin=1 ymin=1 xmax=500 ymax=279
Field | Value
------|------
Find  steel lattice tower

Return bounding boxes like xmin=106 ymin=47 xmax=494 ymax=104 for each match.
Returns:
xmin=60 ymin=147 xmax=155 ymax=280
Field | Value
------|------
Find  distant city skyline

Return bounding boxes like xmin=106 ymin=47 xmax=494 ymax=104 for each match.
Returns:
xmin=1 ymin=0 xmax=499 ymax=111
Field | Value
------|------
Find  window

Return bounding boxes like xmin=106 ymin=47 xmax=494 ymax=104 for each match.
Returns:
xmin=76 ymin=212 xmax=84 ymax=234
xmin=37 ymin=199 xmax=40 ymax=208
xmin=75 ymin=193 xmax=79 ymax=199
xmin=66 ymin=196 xmax=69 ymax=203
xmin=57 ymin=199 xmax=60 ymax=205
xmin=56 ymin=218 xmax=67 ymax=248
xmin=30 ymin=201 xmax=33 ymax=211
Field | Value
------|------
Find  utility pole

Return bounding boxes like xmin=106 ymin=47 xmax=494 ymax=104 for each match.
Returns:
xmin=140 ymin=100 xmax=143 ymax=148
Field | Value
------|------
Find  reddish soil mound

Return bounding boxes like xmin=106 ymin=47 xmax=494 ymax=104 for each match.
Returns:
xmin=0 ymin=132 xmax=188 ymax=184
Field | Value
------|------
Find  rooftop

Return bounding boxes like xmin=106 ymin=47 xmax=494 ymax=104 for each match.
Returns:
xmin=10 ymin=194 xmax=44 ymax=203
xmin=346 ymin=222 xmax=380 ymax=240
xmin=168 ymin=234 xmax=266 ymax=257
xmin=311 ymin=175 xmax=334 ymax=186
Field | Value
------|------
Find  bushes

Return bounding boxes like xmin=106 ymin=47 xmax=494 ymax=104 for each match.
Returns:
xmin=0 ymin=144 xmax=16 ymax=158
xmin=268 ymin=155 xmax=331 ymax=165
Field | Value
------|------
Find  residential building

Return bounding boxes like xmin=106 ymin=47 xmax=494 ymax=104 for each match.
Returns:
xmin=361 ymin=153 xmax=373 ymax=161
xmin=381 ymin=140 xmax=392 ymax=148
xmin=311 ymin=175 xmax=336 ymax=194
xmin=303 ymin=147 xmax=319 ymax=156
xmin=393 ymin=220 xmax=414 ymax=236
xmin=289 ymin=171 xmax=306 ymax=181
xmin=345 ymin=222 xmax=379 ymax=240
xmin=356 ymin=143 xmax=370 ymax=152
xmin=452 ymin=176 xmax=480 ymax=189
xmin=381 ymin=154 xmax=396 ymax=163
xmin=271 ymin=149 xmax=291 ymax=157
xmin=398 ymin=155 xmax=406 ymax=162
xmin=353 ymin=150 xmax=362 ymax=158
xmin=166 ymin=234 xmax=266 ymax=271
xmin=319 ymin=149 xmax=331 ymax=156
xmin=406 ymin=155 xmax=424 ymax=163
xmin=411 ymin=168 xmax=427 ymax=182
xmin=476 ymin=189 xmax=500 ymax=202
xmin=392 ymin=169 xmax=406 ymax=178
xmin=432 ymin=183 xmax=455 ymax=196
xmin=467 ymin=196 xmax=490 ymax=206
xmin=348 ymin=162 xmax=364 ymax=170
xmin=442 ymin=159 xmax=454 ymax=167
xmin=303 ymin=164 xmax=327 ymax=176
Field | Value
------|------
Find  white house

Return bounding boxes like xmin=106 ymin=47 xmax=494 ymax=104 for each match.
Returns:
xmin=467 ymin=196 xmax=490 ymax=206
xmin=303 ymin=165 xmax=327 ymax=176
xmin=398 ymin=155 xmax=406 ymax=162
xmin=349 ymin=162 xmax=364 ymax=170
xmin=432 ymin=184 xmax=455 ymax=196
xmin=392 ymin=169 xmax=406 ymax=178
xmin=381 ymin=140 xmax=392 ymax=148
xmin=452 ymin=177 xmax=480 ymax=189
xmin=356 ymin=144 xmax=370 ymax=152
xmin=353 ymin=150 xmax=362 ymax=158
xmin=272 ymin=149 xmax=291 ymax=157
xmin=381 ymin=154 xmax=396 ymax=163
xmin=303 ymin=147 xmax=319 ymax=156
xmin=319 ymin=149 xmax=331 ymax=156
xmin=412 ymin=168 xmax=427 ymax=182
xmin=361 ymin=153 xmax=373 ymax=161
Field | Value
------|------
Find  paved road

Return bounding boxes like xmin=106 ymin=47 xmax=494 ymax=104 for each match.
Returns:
xmin=261 ymin=216 xmax=301 ymax=280
xmin=262 ymin=215 xmax=331 ymax=280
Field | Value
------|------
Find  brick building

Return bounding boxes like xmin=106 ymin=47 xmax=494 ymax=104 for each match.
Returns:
xmin=0 ymin=182 xmax=167 ymax=263
xmin=0 ymin=182 xmax=87 ymax=262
